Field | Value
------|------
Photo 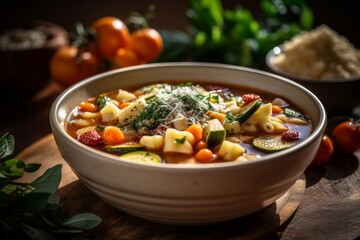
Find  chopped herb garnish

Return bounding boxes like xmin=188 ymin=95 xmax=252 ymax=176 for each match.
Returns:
xmin=96 ymin=125 xmax=106 ymax=131
xmin=209 ymin=94 xmax=220 ymax=103
xmin=175 ymin=136 xmax=186 ymax=144
xmin=95 ymin=95 xmax=110 ymax=110
xmin=284 ymin=108 xmax=311 ymax=123
xmin=132 ymin=85 xmax=211 ymax=133
xmin=283 ymin=108 xmax=298 ymax=118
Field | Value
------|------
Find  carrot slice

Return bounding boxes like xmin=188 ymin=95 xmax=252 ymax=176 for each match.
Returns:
xmin=272 ymin=105 xmax=283 ymax=114
xmin=103 ymin=126 xmax=125 ymax=144
xmin=208 ymin=111 xmax=226 ymax=123
xmin=195 ymin=140 xmax=208 ymax=151
xmin=195 ymin=148 xmax=214 ymax=163
xmin=79 ymin=102 xmax=98 ymax=112
xmin=119 ymin=102 xmax=130 ymax=109
xmin=185 ymin=124 xmax=203 ymax=142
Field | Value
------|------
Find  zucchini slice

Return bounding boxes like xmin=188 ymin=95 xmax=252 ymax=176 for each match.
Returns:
xmin=120 ymin=151 xmax=162 ymax=163
xmin=204 ymin=118 xmax=226 ymax=148
xmin=253 ymin=135 xmax=295 ymax=152
xmin=236 ymin=99 xmax=262 ymax=124
xmin=104 ymin=142 xmax=146 ymax=154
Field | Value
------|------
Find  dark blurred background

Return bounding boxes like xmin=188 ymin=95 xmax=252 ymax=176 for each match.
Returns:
xmin=1 ymin=0 xmax=359 ymax=48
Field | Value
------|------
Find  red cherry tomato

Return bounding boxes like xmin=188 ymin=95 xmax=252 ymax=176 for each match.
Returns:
xmin=311 ymin=135 xmax=334 ymax=166
xmin=332 ymin=120 xmax=360 ymax=154
xmin=241 ymin=94 xmax=261 ymax=105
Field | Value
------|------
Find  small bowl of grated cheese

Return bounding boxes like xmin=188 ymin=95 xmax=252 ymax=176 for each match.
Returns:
xmin=266 ymin=25 xmax=360 ymax=117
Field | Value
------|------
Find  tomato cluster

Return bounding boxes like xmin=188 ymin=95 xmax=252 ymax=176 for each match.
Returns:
xmin=50 ymin=16 xmax=163 ymax=87
xmin=311 ymin=119 xmax=360 ymax=166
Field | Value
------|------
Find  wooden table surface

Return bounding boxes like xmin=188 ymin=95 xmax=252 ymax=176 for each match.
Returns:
xmin=2 ymin=80 xmax=360 ymax=240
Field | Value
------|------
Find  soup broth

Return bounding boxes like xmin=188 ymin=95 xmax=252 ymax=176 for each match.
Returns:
xmin=65 ymin=81 xmax=312 ymax=164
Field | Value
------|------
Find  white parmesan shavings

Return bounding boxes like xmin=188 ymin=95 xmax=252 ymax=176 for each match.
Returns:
xmin=272 ymin=25 xmax=360 ymax=80
xmin=154 ymin=86 xmax=214 ymax=126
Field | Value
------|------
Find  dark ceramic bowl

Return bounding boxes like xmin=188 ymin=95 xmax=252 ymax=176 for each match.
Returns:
xmin=266 ymin=46 xmax=360 ymax=117
xmin=0 ymin=20 xmax=68 ymax=99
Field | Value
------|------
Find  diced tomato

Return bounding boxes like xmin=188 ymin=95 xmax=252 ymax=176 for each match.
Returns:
xmin=242 ymin=94 xmax=261 ymax=105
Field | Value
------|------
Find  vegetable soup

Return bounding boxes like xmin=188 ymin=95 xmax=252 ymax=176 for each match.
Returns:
xmin=65 ymin=81 xmax=312 ymax=164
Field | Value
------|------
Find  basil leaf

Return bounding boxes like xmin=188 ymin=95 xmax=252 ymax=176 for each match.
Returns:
xmin=0 ymin=133 xmax=15 ymax=161
xmin=14 ymin=165 xmax=62 ymax=212
xmin=0 ymin=159 xmax=25 ymax=178
xmin=61 ymin=213 xmax=102 ymax=230
xmin=175 ymin=136 xmax=186 ymax=144
xmin=25 ymin=163 xmax=42 ymax=173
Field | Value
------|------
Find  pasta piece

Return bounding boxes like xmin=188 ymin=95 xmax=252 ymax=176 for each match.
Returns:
xmin=234 ymin=156 xmax=248 ymax=163
xmin=275 ymin=114 xmax=288 ymax=122
xmin=269 ymin=116 xmax=288 ymax=132
xmin=75 ymin=126 xmax=97 ymax=136
xmin=223 ymin=121 xmax=241 ymax=134
xmin=100 ymin=102 xmax=120 ymax=122
xmin=70 ymin=119 xmax=96 ymax=128
xmin=246 ymin=103 xmax=272 ymax=125
xmin=140 ymin=135 xmax=164 ymax=150
xmin=241 ymin=124 xmax=258 ymax=133
xmin=218 ymin=140 xmax=245 ymax=161
xmin=287 ymin=117 xmax=310 ymax=125
xmin=116 ymin=89 xmax=137 ymax=102
xmin=163 ymin=129 xmax=195 ymax=154
xmin=259 ymin=117 xmax=275 ymax=133
xmin=220 ymin=100 xmax=241 ymax=114
xmin=258 ymin=116 xmax=288 ymax=133
xmin=275 ymin=114 xmax=309 ymax=125
xmin=80 ymin=112 xmax=101 ymax=119
xmin=172 ymin=113 xmax=187 ymax=130
xmin=117 ymin=98 xmax=146 ymax=124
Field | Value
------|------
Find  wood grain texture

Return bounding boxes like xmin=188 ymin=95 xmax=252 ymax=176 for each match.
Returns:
xmin=279 ymin=151 xmax=360 ymax=240
xmin=16 ymin=134 xmax=305 ymax=240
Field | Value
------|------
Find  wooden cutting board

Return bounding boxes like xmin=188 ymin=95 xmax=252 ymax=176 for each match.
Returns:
xmin=16 ymin=134 xmax=305 ymax=239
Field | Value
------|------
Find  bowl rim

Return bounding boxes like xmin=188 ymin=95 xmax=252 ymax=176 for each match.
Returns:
xmin=266 ymin=45 xmax=360 ymax=83
xmin=50 ymin=62 xmax=327 ymax=170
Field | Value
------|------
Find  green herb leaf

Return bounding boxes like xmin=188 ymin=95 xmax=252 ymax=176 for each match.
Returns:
xmin=61 ymin=213 xmax=102 ymax=230
xmin=0 ymin=159 xmax=25 ymax=178
xmin=175 ymin=136 xmax=186 ymax=144
xmin=283 ymin=108 xmax=298 ymax=118
xmin=0 ymin=132 xmax=15 ymax=161
xmin=0 ymin=134 xmax=101 ymax=239
xmin=25 ymin=163 xmax=42 ymax=173
xmin=14 ymin=164 xmax=62 ymax=212
xmin=95 ymin=95 xmax=110 ymax=110
xmin=30 ymin=164 xmax=62 ymax=194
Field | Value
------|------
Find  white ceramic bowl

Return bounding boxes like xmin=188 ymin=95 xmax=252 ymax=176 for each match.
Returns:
xmin=50 ymin=62 xmax=326 ymax=225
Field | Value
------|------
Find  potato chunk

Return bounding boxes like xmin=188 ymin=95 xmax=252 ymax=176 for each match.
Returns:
xmin=218 ymin=140 xmax=245 ymax=161
xmin=163 ymin=129 xmax=195 ymax=154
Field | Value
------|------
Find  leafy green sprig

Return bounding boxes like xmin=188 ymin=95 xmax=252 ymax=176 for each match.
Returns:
xmin=0 ymin=133 xmax=102 ymax=240
xmin=157 ymin=0 xmax=313 ymax=69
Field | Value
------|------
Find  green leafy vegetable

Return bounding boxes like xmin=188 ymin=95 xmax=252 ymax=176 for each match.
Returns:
xmin=0 ymin=133 xmax=102 ymax=239
xmin=175 ymin=136 xmax=186 ymax=144
xmin=0 ymin=133 xmax=41 ymax=178
xmin=158 ymin=0 xmax=313 ymax=68
xmin=95 ymin=95 xmax=110 ymax=110
xmin=0 ymin=132 xmax=14 ymax=160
